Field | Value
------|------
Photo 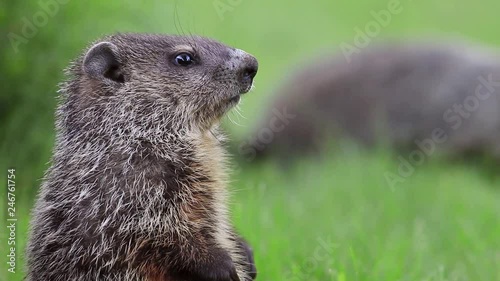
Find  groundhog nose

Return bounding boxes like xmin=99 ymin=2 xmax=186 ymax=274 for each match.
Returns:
xmin=241 ymin=55 xmax=258 ymax=83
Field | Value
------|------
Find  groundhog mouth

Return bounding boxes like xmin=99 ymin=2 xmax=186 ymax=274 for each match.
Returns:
xmin=227 ymin=84 xmax=252 ymax=105
xmin=241 ymin=82 xmax=254 ymax=94
xmin=229 ymin=95 xmax=241 ymax=104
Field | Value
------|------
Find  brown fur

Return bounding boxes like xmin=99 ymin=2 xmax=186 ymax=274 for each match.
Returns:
xmin=26 ymin=33 xmax=258 ymax=281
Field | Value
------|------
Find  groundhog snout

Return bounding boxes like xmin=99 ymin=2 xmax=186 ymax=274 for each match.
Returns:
xmin=239 ymin=55 xmax=258 ymax=85
xmin=230 ymin=49 xmax=258 ymax=92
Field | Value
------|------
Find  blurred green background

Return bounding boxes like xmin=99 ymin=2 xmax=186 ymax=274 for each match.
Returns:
xmin=1 ymin=0 xmax=500 ymax=280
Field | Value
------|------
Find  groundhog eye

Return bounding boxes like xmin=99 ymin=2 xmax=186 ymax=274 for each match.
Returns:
xmin=174 ymin=53 xmax=194 ymax=66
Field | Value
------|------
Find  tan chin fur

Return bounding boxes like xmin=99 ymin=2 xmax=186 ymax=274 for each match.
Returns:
xmin=189 ymin=125 xmax=248 ymax=280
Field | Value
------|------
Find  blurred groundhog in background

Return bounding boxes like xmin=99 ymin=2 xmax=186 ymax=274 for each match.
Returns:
xmin=240 ymin=40 xmax=500 ymax=162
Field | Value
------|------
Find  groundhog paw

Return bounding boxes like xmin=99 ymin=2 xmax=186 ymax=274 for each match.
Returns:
xmin=237 ymin=239 xmax=257 ymax=280
xmin=179 ymin=248 xmax=240 ymax=281
xmin=201 ymin=257 xmax=240 ymax=281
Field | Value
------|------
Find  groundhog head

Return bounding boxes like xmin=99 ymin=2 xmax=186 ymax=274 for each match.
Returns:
xmin=62 ymin=33 xmax=258 ymax=139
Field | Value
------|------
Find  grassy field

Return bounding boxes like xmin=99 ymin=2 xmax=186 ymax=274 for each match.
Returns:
xmin=2 ymin=0 xmax=500 ymax=280
xmin=234 ymin=152 xmax=500 ymax=281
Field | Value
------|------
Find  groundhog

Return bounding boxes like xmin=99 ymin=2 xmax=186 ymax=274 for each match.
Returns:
xmin=241 ymin=40 xmax=500 ymax=161
xmin=26 ymin=33 xmax=258 ymax=281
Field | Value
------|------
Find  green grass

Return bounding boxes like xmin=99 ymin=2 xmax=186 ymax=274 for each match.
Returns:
xmin=2 ymin=0 xmax=500 ymax=280
xmin=232 ymin=151 xmax=500 ymax=281
xmin=3 ymin=151 xmax=500 ymax=280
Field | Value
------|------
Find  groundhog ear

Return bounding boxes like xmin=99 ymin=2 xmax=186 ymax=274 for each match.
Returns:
xmin=83 ymin=42 xmax=124 ymax=83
